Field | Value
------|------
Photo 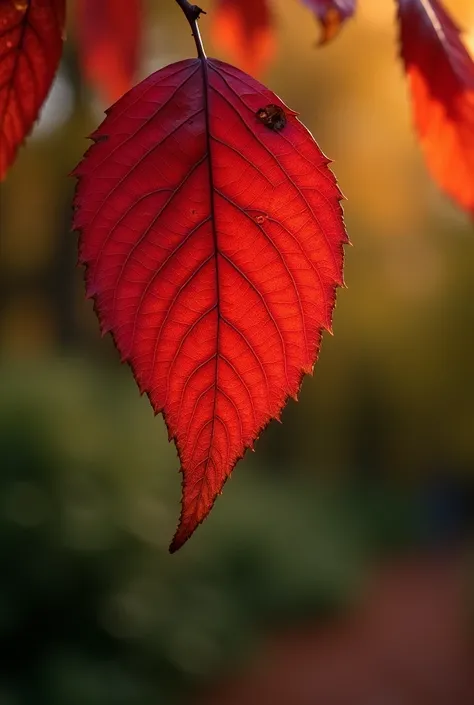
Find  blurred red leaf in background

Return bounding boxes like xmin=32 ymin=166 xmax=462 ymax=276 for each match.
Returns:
xmin=75 ymin=0 xmax=141 ymax=104
xmin=210 ymin=0 xmax=275 ymax=77
xmin=397 ymin=0 xmax=474 ymax=214
xmin=0 ymin=0 xmax=65 ymax=179
xmin=72 ymin=57 xmax=346 ymax=550
xmin=302 ymin=0 xmax=356 ymax=44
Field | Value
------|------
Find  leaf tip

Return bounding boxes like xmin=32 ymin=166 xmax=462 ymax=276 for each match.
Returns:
xmin=168 ymin=536 xmax=182 ymax=554
xmin=313 ymin=5 xmax=354 ymax=47
xmin=168 ymin=513 xmax=196 ymax=554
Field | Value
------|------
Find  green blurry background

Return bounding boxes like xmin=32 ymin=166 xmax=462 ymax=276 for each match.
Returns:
xmin=0 ymin=1 xmax=473 ymax=703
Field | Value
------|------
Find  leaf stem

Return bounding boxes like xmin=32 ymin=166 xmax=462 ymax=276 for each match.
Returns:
xmin=175 ymin=0 xmax=207 ymax=60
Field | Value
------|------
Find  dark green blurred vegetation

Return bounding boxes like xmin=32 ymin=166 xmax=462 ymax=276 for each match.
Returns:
xmin=1 ymin=1 xmax=474 ymax=703
xmin=0 ymin=359 xmax=471 ymax=704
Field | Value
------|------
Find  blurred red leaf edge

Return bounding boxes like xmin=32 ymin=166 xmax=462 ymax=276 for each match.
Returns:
xmin=0 ymin=0 xmax=65 ymax=179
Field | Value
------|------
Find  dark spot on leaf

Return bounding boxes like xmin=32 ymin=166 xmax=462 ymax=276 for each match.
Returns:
xmin=256 ymin=104 xmax=287 ymax=131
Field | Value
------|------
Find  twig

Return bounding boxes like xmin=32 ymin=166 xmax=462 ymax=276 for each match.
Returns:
xmin=175 ymin=0 xmax=207 ymax=60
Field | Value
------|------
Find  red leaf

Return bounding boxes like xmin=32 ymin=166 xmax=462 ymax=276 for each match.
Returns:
xmin=302 ymin=0 xmax=356 ymax=44
xmin=75 ymin=0 xmax=141 ymax=104
xmin=397 ymin=0 xmax=474 ymax=214
xmin=72 ymin=58 xmax=347 ymax=551
xmin=210 ymin=0 xmax=275 ymax=76
xmin=0 ymin=0 xmax=65 ymax=179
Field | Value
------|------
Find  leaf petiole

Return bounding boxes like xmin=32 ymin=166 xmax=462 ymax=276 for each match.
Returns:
xmin=175 ymin=0 xmax=207 ymax=60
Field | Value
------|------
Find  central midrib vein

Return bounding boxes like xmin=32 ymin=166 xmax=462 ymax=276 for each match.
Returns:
xmin=200 ymin=56 xmax=221 ymax=472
